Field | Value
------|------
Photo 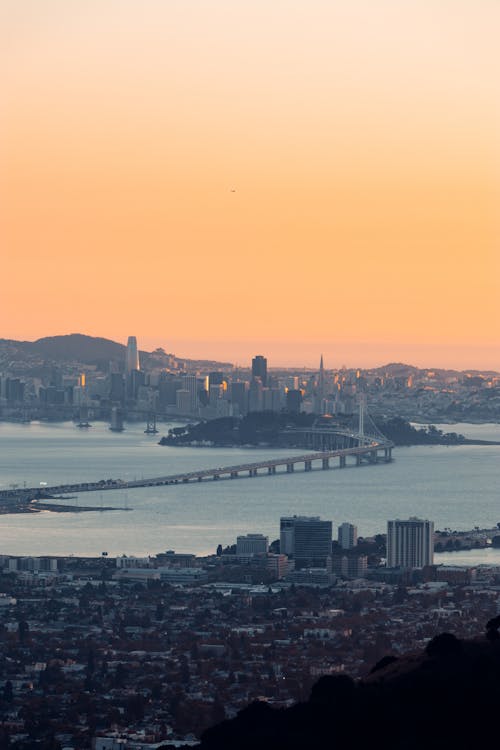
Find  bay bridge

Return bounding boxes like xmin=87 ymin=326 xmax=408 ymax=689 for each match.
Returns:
xmin=0 ymin=407 xmax=393 ymax=506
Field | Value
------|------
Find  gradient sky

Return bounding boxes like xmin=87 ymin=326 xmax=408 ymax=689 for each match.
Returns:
xmin=2 ymin=0 xmax=499 ymax=368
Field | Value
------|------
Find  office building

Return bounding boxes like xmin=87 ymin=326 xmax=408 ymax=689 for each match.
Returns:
xmin=252 ymin=355 xmax=267 ymax=386
xmin=109 ymin=373 xmax=125 ymax=403
xmin=263 ymin=387 xmax=282 ymax=412
xmin=208 ymin=372 xmax=225 ymax=387
xmin=338 ymin=523 xmax=358 ymax=550
xmin=230 ymin=381 xmax=249 ymax=416
xmin=387 ymin=517 xmax=434 ymax=569
xmin=181 ymin=374 xmax=200 ymax=412
xmin=159 ymin=374 xmax=183 ymax=407
xmin=236 ymin=534 xmax=269 ymax=557
xmin=280 ymin=516 xmax=332 ymax=569
xmin=286 ymin=388 xmax=302 ymax=413
xmin=176 ymin=389 xmax=192 ymax=414
xmin=126 ymin=336 xmax=140 ymax=373
xmin=248 ymin=377 xmax=264 ymax=412
xmin=209 ymin=384 xmax=224 ymax=404
xmin=331 ymin=554 xmax=368 ymax=578
xmin=129 ymin=368 xmax=145 ymax=400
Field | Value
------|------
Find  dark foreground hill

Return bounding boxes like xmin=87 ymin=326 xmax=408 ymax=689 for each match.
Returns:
xmin=179 ymin=631 xmax=500 ymax=750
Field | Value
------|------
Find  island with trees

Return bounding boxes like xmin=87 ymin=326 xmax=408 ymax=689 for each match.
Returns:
xmin=159 ymin=413 xmax=497 ymax=448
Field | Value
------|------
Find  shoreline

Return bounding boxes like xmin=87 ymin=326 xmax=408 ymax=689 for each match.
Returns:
xmin=0 ymin=501 xmax=129 ymax=515
xmin=159 ymin=437 xmax=500 ymax=448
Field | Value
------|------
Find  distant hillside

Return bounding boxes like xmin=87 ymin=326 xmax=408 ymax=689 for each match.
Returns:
xmin=0 ymin=334 xmax=232 ymax=372
xmin=29 ymin=334 xmax=126 ymax=365
xmin=371 ymin=362 xmax=499 ymax=378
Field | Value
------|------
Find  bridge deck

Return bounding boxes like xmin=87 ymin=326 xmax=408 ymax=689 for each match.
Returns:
xmin=0 ymin=439 xmax=393 ymax=503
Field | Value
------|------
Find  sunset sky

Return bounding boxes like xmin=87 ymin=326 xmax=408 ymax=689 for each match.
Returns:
xmin=2 ymin=1 xmax=499 ymax=368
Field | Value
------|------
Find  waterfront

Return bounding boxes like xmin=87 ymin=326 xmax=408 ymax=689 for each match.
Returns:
xmin=1 ymin=420 xmax=499 ymax=558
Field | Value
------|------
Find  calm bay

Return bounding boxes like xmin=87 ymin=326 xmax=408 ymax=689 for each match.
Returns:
xmin=0 ymin=420 xmax=499 ymax=560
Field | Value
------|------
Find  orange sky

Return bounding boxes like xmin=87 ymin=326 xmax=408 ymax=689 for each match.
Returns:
xmin=2 ymin=1 xmax=499 ymax=368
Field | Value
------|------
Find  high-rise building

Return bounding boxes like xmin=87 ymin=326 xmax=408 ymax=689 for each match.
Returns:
xmin=180 ymin=374 xmax=199 ymax=413
xmin=209 ymin=384 xmax=224 ymax=404
xmin=159 ymin=374 xmax=183 ymax=407
xmin=248 ymin=377 xmax=264 ymax=412
xmin=126 ymin=336 xmax=140 ymax=373
xmin=387 ymin=517 xmax=434 ymax=568
xmin=252 ymin=355 xmax=267 ymax=386
xmin=109 ymin=373 xmax=125 ymax=403
xmin=338 ymin=523 xmax=358 ymax=550
xmin=236 ymin=534 xmax=269 ymax=556
xmin=280 ymin=516 xmax=332 ymax=569
xmin=263 ymin=387 xmax=282 ymax=412
xmin=129 ymin=369 xmax=145 ymax=399
xmin=230 ymin=381 xmax=249 ymax=416
xmin=331 ymin=554 xmax=368 ymax=578
xmin=286 ymin=388 xmax=302 ymax=413
xmin=208 ymin=372 xmax=225 ymax=387
xmin=176 ymin=389 xmax=192 ymax=414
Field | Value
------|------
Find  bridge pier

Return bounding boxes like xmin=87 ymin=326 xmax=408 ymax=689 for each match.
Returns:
xmin=268 ymin=466 xmax=276 ymax=475
xmin=370 ymin=450 xmax=377 ymax=463
xmin=339 ymin=456 xmax=346 ymax=468
xmin=304 ymin=460 xmax=312 ymax=472
xmin=286 ymin=463 xmax=294 ymax=473
xmin=322 ymin=458 xmax=329 ymax=470
xmin=213 ymin=474 xmax=220 ymax=480
xmin=249 ymin=468 xmax=258 ymax=477
xmin=356 ymin=455 xmax=362 ymax=466
xmin=384 ymin=447 xmax=392 ymax=461
xmin=197 ymin=476 xmax=202 ymax=482
xmin=230 ymin=471 xmax=238 ymax=479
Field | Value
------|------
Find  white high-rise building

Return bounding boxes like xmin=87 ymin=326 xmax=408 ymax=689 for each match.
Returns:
xmin=126 ymin=336 xmax=140 ymax=373
xmin=182 ymin=374 xmax=199 ymax=412
xmin=387 ymin=517 xmax=434 ymax=568
xmin=338 ymin=522 xmax=358 ymax=550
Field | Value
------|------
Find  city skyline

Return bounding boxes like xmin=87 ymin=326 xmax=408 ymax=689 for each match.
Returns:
xmin=2 ymin=330 xmax=500 ymax=372
xmin=3 ymin=1 xmax=499 ymax=370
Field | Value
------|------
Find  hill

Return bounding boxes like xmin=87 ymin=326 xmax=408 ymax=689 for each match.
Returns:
xmin=189 ymin=629 xmax=500 ymax=750
xmin=30 ymin=333 xmax=126 ymax=364
xmin=0 ymin=334 xmax=232 ymax=372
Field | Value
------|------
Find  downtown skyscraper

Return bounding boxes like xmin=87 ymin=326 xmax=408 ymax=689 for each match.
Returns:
xmin=126 ymin=336 xmax=140 ymax=373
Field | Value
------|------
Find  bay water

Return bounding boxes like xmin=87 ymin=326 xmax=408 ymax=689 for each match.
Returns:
xmin=0 ymin=420 xmax=499 ymax=561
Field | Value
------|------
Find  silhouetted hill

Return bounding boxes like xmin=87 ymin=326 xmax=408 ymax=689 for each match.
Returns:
xmin=185 ymin=631 xmax=500 ymax=750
